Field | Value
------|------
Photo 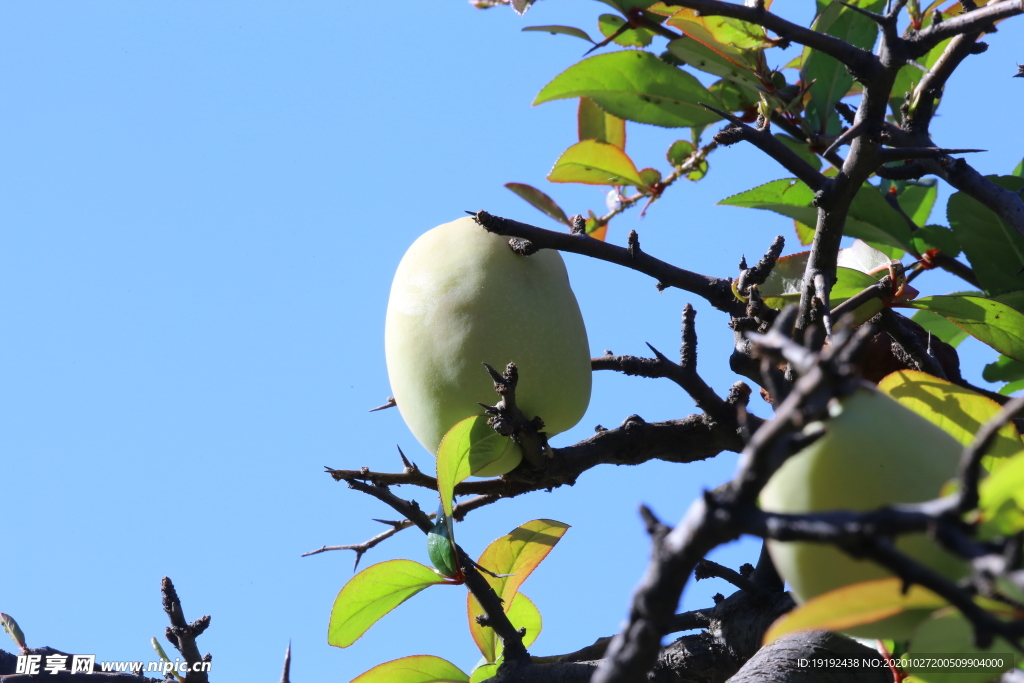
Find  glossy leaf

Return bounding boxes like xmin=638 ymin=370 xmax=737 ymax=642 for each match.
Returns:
xmin=718 ymin=178 xmax=912 ymax=251
xmin=1014 ymin=158 xmax=1023 ymax=177
xmin=534 ymin=51 xmax=721 ymax=129
xmin=664 ymin=38 xmax=763 ymax=92
xmin=900 ymin=295 xmax=1024 ymax=363
xmin=980 ymin=451 xmax=1024 ymax=534
xmin=437 ymin=416 xmax=512 ymax=517
xmin=427 ymin=505 xmax=459 ymax=579
xmin=597 ymin=14 xmax=653 ymax=48
xmin=328 ymin=560 xmax=448 ymax=648
xmin=904 ymin=609 xmax=1016 ymax=683
xmin=877 ymin=370 xmax=1023 ymax=458
xmin=801 ymin=0 xmax=884 ymax=134
xmin=351 ymin=655 xmax=470 ymax=683
xmin=947 ymin=175 xmax=1024 ymax=296
xmin=504 ymin=183 xmax=570 ymax=226
xmin=547 ymin=140 xmax=646 ymax=188
xmin=763 ymin=577 xmax=945 ymax=645
xmin=469 ymin=591 xmax=542 ymax=662
xmin=577 ymin=97 xmax=626 ymax=149
xmin=686 ymin=159 xmax=708 ymax=182
xmin=911 ymin=309 xmax=969 ymax=348
xmin=522 ymin=25 xmax=594 ymax=43
xmin=911 ymin=224 xmax=961 ymax=259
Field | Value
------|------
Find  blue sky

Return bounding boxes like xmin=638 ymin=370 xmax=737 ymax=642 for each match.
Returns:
xmin=2 ymin=2 xmax=1021 ymax=681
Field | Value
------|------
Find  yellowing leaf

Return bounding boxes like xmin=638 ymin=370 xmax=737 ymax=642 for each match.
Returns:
xmin=328 ymin=560 xmax=448 ymax=648
xmin=763 ymin=578 xmax=945 ymax=645
xmin=350 ymin=655 xmax=470 ymax=683
xmin=467 ymin=520 xmax=568 ymax=661
xmin=469 ymin=591 xmax=543 ymax=663
xmin=666 ymin=9 xmax=767 ymax=66
xmin=547 ymin=140 xmax=646 ymax=188
xmin=477 ymin=519 xmax=570 ymax=603
xmin=436 ymin=416 xmax=512 ymax=517
xmin=878 ymin=370 xmax=1023 ymax=458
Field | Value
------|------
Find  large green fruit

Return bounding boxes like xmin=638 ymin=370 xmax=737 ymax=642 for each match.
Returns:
xmin=384 ymin=217 xmax=592 ymax=477
xmin=760 ymin=386 xmax=967 ymax=640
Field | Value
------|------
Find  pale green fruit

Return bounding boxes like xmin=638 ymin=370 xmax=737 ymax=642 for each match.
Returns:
xmin=385 ymin=217 xmax=592 ymax=477
xmin=760 ymin=386 xmax=968 ymax=640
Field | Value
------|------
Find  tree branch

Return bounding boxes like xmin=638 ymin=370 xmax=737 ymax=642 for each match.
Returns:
xmin=471 ymin=211 xmax=744 ymax=315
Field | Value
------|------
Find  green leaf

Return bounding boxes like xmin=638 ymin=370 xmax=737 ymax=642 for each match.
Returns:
xmin=719 ymin=179 xmax=912 ymax=251
xmin=577 ymin=97 xmax=626 ymax=149
xmin=757 ymin=251 xmax=882 ymax=321
xmin=598 ymin=14 xmax=653 ymax=48
xmin=1 ymin=614 xmax=26 ymax=651
xmin=910 ymin=224 xmax=961 ymax=259
xmin=911 ymin=309 xmax=968 ymax=348
xmin=665 ymin=8 xmax=769 ymax=55
xmin=351 ymin=655 xmax=470 ymax=683
xmin=547 ymin=140 xmax=647 ymax=188
xmin=947 ymin=175 xmax=1024 ymax=296
xmin=328 ymin=560 xmax=448 ymax=648
xmin=469 ymin=663 xmax=500 ymax=683
xmin=664 ymin=38 xmax=763 ymax=93
xmin=477 ymin=520 xmax=570 ymax=604
xmin=522 ymin=25 xmax=595 ymax=43
xmin=980 ymin=451 xmax=1024 ymax=535
xmin=534 ymin=51 xmax=721 ymax=129
xmin=897 ymin=180 xmax=938 ymax=228
xmin=638 ymin=167 xmax=661 ymax=190
xmin=468 ymin=520 xmax=568 ymax=661
xmin=504 ymin=183 xmax=570 ymax=226
xmin=686 ymin=159 xmax=708 ymax=182
xmin=774 ymin=134 xmax=821 ymax=171
xmin=469 ymin=591 xmax=543 ymax=662
xmin=708 ymin=78 xmax=757 ymax=114
xmin=890 ymin=37 xmax=950 ymax=123
xmin=801 ymin=0 xmax=885 ymax=134
xmin=904 ymin=609 xmax=1016 ymax=683
xmin=983 ymin=355 xmax=1024 ymax=384
xmin=763 ymin=577 xmax=945 ymax=645
xmin=436 ymin=416 xmax=513 ymax=517
xmin=999 ymin=378 xmax=1024 ymax=396
xmin=427 ymin=505 xmax=460 ymax=579
xmin=900 ymin=295 xmax=1024 ymax=363
xmin=1013 ymin=158 xmax=1023 ymax=177
xmin=666 ymin=139 xmax=694 ymax=167
xmin=877 ymin=370 xmax=1023 ymax=458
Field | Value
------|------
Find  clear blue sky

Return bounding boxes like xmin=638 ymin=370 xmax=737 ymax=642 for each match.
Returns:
xmin=1 ymin=2 xmax=1020 ymax=681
